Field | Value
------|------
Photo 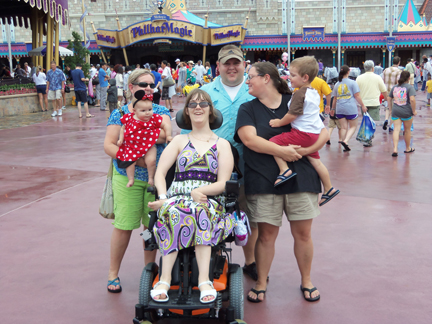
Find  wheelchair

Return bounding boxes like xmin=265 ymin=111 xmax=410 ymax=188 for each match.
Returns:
xmin=133 ymin=108 xmax=247 ymax=324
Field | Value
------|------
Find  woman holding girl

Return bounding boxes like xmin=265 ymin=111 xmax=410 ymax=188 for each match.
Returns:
xmin=388 ymin=70 xmax=417 ymax=156
xmin=104 ymin=69 xmax=171 ymax=293
xmin=235 ymin=62 xmax=328 ymax=303
xmin=331 ymin=65 xmax=367 ymax=152
xmin=32 ymin=66 xmax=48 ymax=112
xmin=147 ymin=89 xmax=236 ymax=303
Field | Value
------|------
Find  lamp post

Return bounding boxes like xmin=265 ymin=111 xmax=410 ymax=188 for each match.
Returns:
xmin=337 ymin=0 xmax=341 ymax=70
xmin=287 ymin=0 xmax=291 ymax=67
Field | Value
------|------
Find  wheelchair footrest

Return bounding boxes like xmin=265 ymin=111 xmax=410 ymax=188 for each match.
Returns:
xmin=147 ymin=290 xmax=217 ymax=310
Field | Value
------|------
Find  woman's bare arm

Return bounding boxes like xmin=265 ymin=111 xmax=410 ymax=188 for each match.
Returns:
xmin=354 ymin=92 xmax=367 ymax=113
xmin=156 ymin=115 xmax=171 ymax=143
xmin=237 ymin=125 xmax=302 ymax=162
xmin=104 ymin=125 xmax=121 ymax=159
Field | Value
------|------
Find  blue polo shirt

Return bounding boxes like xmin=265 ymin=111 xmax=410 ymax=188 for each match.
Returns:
xmin=46 ymin=68 xmax=65 ymax=91
xmin=71 ymin=69 xmax=86 ymax=91
xmin=181 ymin=76 xmax=254 ymax=174
xmin=99 ymin=69 xmax=108 ymax=87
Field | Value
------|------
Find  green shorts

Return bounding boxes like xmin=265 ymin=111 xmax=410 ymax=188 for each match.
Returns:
xmin=364 ymin=106 xmax=380 ymax=121
xmin=112 ymin=167 xmax=155 ymax=230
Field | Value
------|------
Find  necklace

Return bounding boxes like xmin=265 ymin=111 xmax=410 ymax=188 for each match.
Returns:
xmin=190 ymin=132 xmax=213 ymax=142
xmin=267 ymin=107 xmax=277 ymax=113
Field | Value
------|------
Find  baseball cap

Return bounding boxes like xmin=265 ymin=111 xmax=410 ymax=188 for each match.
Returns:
xmin=246 ymin=60 xmax=251 ymax=63
xmin=218 ymin=44 xmax=243 ymax=64
xmin=175 ymin=58 xmax=180 ymax=62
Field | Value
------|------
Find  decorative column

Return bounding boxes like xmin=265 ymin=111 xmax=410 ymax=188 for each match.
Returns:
xmin=382 ymin=48 xmax=386 ymax=68
xmin=291 ymin=49 xmax=296 ymax=61
xmin=46 ymin=15 xmax=53 ymax=69
xmin=332 ymin=48 xmax=336 ymax=67
xmin=106 ymin=53 xmax=111 ymax=64
xmin=61 ymin=56 xmax=65 ymax=70
xmin=54 ymin=21 xmax=60 ymax=65
xmin=341 ymin=49 xmax=345 ymax=66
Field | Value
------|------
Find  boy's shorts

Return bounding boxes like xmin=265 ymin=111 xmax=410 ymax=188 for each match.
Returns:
xmin=270 ymin=128 xmax=320 ymax=159
xmin=328 ymin=118 xmax=341 ymax=129
xmin=427 ymin=93 xmax=431 ymax=99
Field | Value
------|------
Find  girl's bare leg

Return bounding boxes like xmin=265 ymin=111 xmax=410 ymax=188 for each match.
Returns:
xmin=392 ymin=119 xmax=402 ymax=153
xmin=402 ymin=118 xmax=414 ymax=151
xmin=125 ymin=162 xmax=137 ymax=187
xmin=343 ymin=118 xmax=359 ymax=144
xmin=144 ymin=146 xmax=157 ymax=186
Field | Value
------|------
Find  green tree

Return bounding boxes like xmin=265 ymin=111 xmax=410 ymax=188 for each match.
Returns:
xmin=64 ymin=31 xmax=91 ymax=77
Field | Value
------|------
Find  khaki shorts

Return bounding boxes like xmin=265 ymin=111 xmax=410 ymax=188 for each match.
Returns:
xmin=246 ymin=192 xmax=320 ymax=227
xmin=328 ymin=118 xmax=341 ymax=129
xmin=364 ymin=106 xmax=380 ymax=121
xmin=48 ymin=89 xmax=62 ymax=100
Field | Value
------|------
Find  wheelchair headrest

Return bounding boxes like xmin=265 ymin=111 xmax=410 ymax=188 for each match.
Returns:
xmin=176 ymin=108 xmax=224 ymax=130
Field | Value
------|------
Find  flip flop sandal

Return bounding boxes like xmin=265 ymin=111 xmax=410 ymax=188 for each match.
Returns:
xmin=300 ymin=285 xmax=320 ymax=302
xmin=404 ymin=148 xmax=415 ymax=153
xmin=86 ymin=114 xmax=95 ymax=118
xmin=198 ymin=281 xmax=217 ymax=304
xmin=150 ymin=281 xmax=170 ymax=303
xmin=392 ymin=152 xmax=398 ymax=157
xmin=107 ymin=277 xmax=122 ymax=293
xmin=247 ymin=288 xmax=266 ymax=303
xmin=274 ymin=168 xmax=297 ymax=187
xmin=79 ymin=115 xmax=82 ymax=118
xmin=340 ymin=142 xmax=351 ymax=151
xmin=242 ymin=262 xmax=270 ymax=282
xmin=319 ymin=187 xmax=340 ymax=206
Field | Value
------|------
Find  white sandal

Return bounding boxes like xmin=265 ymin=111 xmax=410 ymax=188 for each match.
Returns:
xmin=198 ymin=281 xmax=217 ymax=304
xmin=150 ymin=281 xmax=170 ymax=303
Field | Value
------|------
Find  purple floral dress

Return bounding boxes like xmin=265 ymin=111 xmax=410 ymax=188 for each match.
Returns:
xmin=154 ymin=138 xmax=235 ymax=256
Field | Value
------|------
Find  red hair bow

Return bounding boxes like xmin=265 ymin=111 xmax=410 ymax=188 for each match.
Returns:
xmin=142 ymin=94 xmax=153 ymax=101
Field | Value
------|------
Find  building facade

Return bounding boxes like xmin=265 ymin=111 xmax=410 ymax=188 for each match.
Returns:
xmin=1 ymin=0 xmax=432 ymax=68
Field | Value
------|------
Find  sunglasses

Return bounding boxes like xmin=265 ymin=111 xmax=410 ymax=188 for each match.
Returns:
xmin=187 ymin=101 xmax=209 ymax=108
xmin=132 ymin=82 xmax=156 ymax=89
xmin=246 ymin=74 xmax=264 ymax=81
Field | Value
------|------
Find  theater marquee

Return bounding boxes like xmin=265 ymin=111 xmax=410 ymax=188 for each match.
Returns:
xmin=94 ymin=15 xmax=246 ymax=49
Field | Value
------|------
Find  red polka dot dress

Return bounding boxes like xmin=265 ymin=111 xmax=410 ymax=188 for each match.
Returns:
xmin=116 ymin=113 xmax=163 ymax=162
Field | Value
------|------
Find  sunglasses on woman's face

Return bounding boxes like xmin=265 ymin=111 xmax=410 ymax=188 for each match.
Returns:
xmin=132 ymin=82 xmax=156 ymax=89
xmin=187 ymin=101 xmax=210 ymax=108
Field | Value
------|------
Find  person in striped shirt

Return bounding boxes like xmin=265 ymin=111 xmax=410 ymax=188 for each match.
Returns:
xmin=382 ymin=56 xmax=402 ymax=131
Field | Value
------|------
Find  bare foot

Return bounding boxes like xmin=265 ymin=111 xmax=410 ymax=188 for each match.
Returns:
xmin=319 ymin=187 xmax=338 ymax=205
xmin=126 ymin=180 xmax=134 ymax=187
xmin=248 ymin=283 xmax=267 ymax=302
xmin=152 ymin=282 xmax=169 ymax=300
xmin=199 ymin=283 xmax=215 ymax=302
xmin=301 ymin=281 xmax=320 ymax=300
xmin=274 ymin=169 xmax=292 ymax=186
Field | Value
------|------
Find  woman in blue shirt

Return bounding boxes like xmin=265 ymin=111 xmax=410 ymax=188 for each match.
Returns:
xmin=104 ymin=69 xmax=170 ymax=293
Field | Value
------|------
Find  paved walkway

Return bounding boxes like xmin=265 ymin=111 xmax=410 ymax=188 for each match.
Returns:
xmin=1 ymin=93 xmax=431 ymax=324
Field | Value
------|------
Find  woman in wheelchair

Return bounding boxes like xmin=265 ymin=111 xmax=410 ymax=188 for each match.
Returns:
xmin=147 ymin=89 xmax=236 ymax=304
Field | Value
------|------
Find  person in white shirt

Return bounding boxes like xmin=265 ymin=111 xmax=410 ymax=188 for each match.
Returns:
xmin=90 ymin=64 xmax=97 ymax=79
xmin=161 ymin=60 xmax=174 ymax=112
xmin=32 ymin=66 xmax=49 ymax=111
xmin=23 ymin=62 xmax=31 ymax=77
xmin=193 ymin=60 xmax=206 ymax=85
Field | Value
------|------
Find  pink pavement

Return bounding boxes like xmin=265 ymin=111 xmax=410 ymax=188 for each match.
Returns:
xmin=0 ymin=93 xmax=431 ymax=324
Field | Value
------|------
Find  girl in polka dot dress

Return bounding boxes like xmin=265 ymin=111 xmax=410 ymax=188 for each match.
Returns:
xmin=116 ymin=90 xmax=172 ymax=187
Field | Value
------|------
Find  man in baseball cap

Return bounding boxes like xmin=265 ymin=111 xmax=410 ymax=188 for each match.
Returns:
xmin=181 ymin=44 xmax=259 ymax=282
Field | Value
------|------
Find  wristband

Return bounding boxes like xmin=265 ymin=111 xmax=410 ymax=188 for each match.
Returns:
xmin=158 ymin=194 xmax=167 ymax=200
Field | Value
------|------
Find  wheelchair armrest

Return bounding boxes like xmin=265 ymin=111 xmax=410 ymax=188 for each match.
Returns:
xmin=225 ymin=180 xmax=240 ymax=198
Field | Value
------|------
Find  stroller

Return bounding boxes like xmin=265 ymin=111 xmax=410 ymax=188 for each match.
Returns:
xmin=133 ymin=108 xmax=247 ymax=324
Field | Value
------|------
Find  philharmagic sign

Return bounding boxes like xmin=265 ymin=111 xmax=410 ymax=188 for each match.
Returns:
xmin=94 ymin=17 xmax=246 ymax=48
xmin=131 ymin=22 xmax=193 ymax=39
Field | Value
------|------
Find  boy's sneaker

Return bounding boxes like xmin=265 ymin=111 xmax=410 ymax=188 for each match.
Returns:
xmin=51 ymin=110 xmax=58 ymax=117
xmin=61 ymin=106 xmax=66 ymax=110
xmin=326 ymin=140 xmax=331 ymax=145
xmin=383 ymin=119 xmax=388 ymax=130
xmin=57 ymin=109 xmax=63 ymax=116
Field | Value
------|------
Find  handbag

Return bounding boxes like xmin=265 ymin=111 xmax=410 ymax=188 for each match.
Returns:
xmin=356 ymin=112 xmax=376 ymax=146
xmin=64 ymin=85 xmax=71 ymax=93
xmin=162 ymin=76 xmax=175 ymax=87
xmin=99 ymin=160 xmax=115 ymax=219
xmin=232 ymin=210 xmax=251 ymax=246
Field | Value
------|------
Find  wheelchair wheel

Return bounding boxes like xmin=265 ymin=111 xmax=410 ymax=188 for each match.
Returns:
xmin=139 ymin=262 xmax=158 ymax=306
xmin=229 ymin=265 xmax=244 ymax=320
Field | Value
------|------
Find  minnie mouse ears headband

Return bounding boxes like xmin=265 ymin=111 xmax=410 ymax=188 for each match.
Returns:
xmin=133 ymin=90 xmax=153 ymax=108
